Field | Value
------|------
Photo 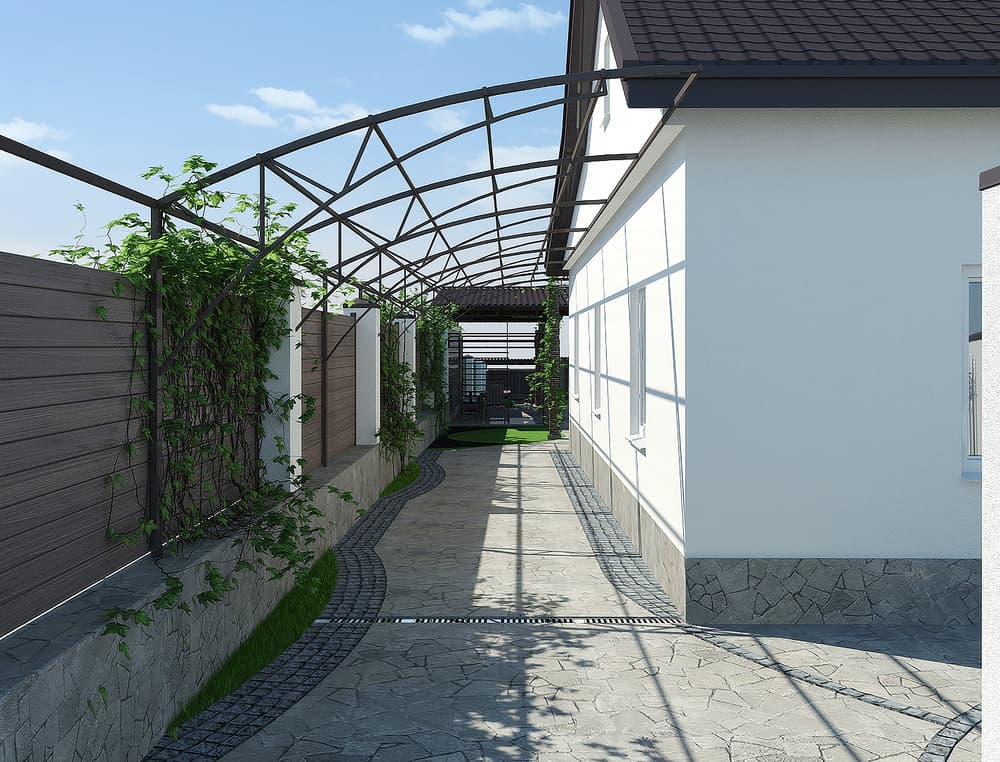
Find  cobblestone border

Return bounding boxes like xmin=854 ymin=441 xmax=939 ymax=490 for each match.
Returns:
xmin=918 ymin=704 xmax=982 ymax=762
xmin=549 ymin=446 xmax=978 ymax=735
xmin=145 ymin=450 xmax=445 ymax=761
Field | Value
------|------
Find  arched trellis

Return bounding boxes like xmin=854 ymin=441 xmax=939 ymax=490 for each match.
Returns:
xmin=0 ymin=64 xmax=698 ymax=325
xmin=0 ymin=65 xmax=698 ymax=552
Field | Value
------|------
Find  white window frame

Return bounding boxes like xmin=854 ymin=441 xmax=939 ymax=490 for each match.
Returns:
xmin=572 ymin=314 xmax=580 ymax=399
xmin=628 ymin=288 xmax=647 ymax=447
xmin=592 ymin=306 xmax=603 ymax=416
xmin=962 ymin=265 xmax=982 ymax=480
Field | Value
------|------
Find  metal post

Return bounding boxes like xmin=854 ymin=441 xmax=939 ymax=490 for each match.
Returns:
xmin=321 ymin=274 xmax=329 ymax=467
xmin=147 ymin=209 xmax=164 ymax=556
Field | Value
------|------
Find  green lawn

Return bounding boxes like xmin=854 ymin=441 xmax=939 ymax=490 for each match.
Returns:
xmin=168 ymin=549 xmax=337 ymax=736
xmin=449 ymin=426 xmax=558 ymax=445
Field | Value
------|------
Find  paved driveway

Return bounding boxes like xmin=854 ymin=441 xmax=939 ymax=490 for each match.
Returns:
xmin=158 ymin=442 xmax=980 ymax=761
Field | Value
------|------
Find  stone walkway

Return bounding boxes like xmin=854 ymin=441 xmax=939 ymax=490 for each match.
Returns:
xmin=157 ymin=442 xmax=980 ymax=761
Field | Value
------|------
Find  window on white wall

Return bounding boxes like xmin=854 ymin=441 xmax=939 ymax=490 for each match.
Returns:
xmin=629 ymin=288 xmax=647 ymax=436
xmin=593 ymin=306 xmax=603 ymax=412
xmin=964 ymin=267 xmax=982 ymax=477
xmin=572 ymin=315 xmax=580 ymax=398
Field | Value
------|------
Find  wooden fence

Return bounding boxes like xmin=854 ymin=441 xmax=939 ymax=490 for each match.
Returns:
xmin=0 ymin=252 xmax=148 ymax=637
xmin=300 ymin=312 xmax=356 ymax=472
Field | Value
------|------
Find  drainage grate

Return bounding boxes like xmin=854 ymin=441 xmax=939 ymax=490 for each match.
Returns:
xmin=315 ymin=615 xmax=682 ymax=626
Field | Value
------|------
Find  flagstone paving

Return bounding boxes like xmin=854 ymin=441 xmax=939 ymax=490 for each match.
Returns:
xmin=161 ymin=441 xmax=979 ymax=761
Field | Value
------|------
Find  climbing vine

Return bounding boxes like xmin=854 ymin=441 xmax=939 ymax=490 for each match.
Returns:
xmin=528 ymin=277 xmax=568 ymax=439
xmin=415 ymin=301 xmax=457 ymax=428
xmin=378 ymin=299 xmax=423 ymax=470
xmin=52 ymin=157 xmax=353 ymax=656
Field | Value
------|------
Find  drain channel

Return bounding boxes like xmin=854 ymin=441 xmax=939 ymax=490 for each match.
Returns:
xmin=314 ymin=615 xmax=682 ymax=625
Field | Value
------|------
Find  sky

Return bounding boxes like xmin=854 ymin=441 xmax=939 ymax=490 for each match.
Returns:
xmin=0 ymin=0 xmax=571 ymax=260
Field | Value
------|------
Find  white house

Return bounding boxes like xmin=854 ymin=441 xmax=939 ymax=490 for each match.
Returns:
xmin=556 ymin=0 xmax=995 ymax=624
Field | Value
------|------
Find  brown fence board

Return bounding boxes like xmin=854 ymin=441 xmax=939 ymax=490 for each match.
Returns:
xmin=0 ymin=418 xmax=142 ymax=480
xmin=0 ymin=316 xmax=138 ymax=347
xmin=0 ymin=396 xmax=134 ymax=445
xmin=0 ymin=282 xmax=141 ymax=323
xmin=0 ymin=251 xmax=135 ymax=297
xmin=0 ymin=347 xmax=137 ymax=379
xmin=0 ymin=373 xmax=136 ymax=413
xmin=0 ymin=444 xmax=137 ymax=509
xmin=300 ymin=313 xmax=356 ymax=474
xmin=0 ymin=466 xmax=146 ymax=542
xmin=0 ymin=252 xmax=148 ymax=638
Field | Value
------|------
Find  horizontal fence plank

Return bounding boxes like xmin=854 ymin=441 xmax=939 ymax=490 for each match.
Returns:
xmin=0 ymin=444 xmax=132 ymax=509
xmin=0 ymin=347 xmax=137 ymax=379
xmin=0 ymin=251 xmax=141 ymax=299
xmin=0 ymin=282 xmax=141 ymax=323
xmin=0 ymin=488 xmax=145 ymax=577
xmin=0 ymin=372 xmax=138 ymax=413
xmin=0 ymin=465 xmax=146 ymax=540
xmin=0 ymin=395 xmax=135 ymax=445
xmin=0 ymin=316 xmax=139 ymax=348
xmin=0 ymin=418 xmax=140 ymax=480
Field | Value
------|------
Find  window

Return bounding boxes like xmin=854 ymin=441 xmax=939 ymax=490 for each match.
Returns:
xmin=629 ymin=288 xmax=646 ymax=436
xmin=602 ymin=36 xmax=612 ymax=128
xmin=593 ymin=306 xmax=602 ymax=411
xmin=572 ymin=314 xmax=580 ymax=397
xmin=964 ymin=267 xmax=982 ymax=477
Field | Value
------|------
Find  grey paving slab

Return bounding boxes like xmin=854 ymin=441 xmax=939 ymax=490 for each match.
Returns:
xmin=160 ymin=441 xmax=980 ymax=761
xmin=378 ymin=445 xmax=655 ymax=619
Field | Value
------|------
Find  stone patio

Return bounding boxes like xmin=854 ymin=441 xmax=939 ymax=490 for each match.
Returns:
xmin=154 ymin=441 xmax=980 ymax=761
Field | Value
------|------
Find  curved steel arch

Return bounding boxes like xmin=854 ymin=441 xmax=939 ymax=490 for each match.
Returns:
xmin=0 ymin=64 xmax=699 ymax=332
xmin=154 ymin=66 xmax=697 ymax=306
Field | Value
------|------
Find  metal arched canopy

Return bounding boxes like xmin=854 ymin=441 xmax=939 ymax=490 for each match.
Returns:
xmin=158 ymin=66 xmax=696 ymax=304
xmin=0 ymin=64 xmax=699 ymax=337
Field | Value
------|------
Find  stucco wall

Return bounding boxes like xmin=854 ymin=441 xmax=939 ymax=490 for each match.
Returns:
xmin=682 ymin=107 xmax=991 ymax=558
xmin=0 ymin=418 xmax=438 ymax=762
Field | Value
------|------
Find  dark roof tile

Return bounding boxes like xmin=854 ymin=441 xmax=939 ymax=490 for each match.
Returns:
xmin=614 ymin=0 xmax=1000 ymax=65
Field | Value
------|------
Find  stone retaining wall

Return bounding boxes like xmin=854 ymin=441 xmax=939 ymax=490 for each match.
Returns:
xmin=0 ymin=418 xmax=437 ymax=762
xmin=686 ymin=557 xmax=981 ymax=626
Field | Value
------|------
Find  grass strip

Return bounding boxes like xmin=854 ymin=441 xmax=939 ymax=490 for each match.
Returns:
xmin=448 ymin=426 xmax=556 ymax=445
xmin=380 ymin=459 xmax=420 ymax=498
xmin=168 ymin=549 xmax=337 ymax=736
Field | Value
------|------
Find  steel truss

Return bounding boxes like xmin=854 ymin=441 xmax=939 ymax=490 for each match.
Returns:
xmin=1 ymin=65 xmax=697 ymax=318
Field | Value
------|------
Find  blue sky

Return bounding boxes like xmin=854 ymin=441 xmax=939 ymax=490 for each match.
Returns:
xmin=0 ymin=0 xmax=571 ymax=257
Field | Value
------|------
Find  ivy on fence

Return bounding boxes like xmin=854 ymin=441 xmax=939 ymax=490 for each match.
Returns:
xmin=52 ymin=157 xmax=353 ymax=658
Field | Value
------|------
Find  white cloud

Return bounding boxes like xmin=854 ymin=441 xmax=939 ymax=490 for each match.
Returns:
xmin=0 ymin=118 xmax=70 ymax=167
xmin=286 ymin=104 xmax=368 ymax=132
xmin=426 ymin=108 xmax=468 ymax=135
xmin=205 ymin=89 xmax=367 ymax=133
xmin=402 ymin=2 xmax=565 ymax=46
xmin=251 ymin=87 xmax=322 ymax=113
xmin=205 ymin=103 xmax=277 ymax=127
xmin=0 ymin=117 xmax=68 ymax=143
